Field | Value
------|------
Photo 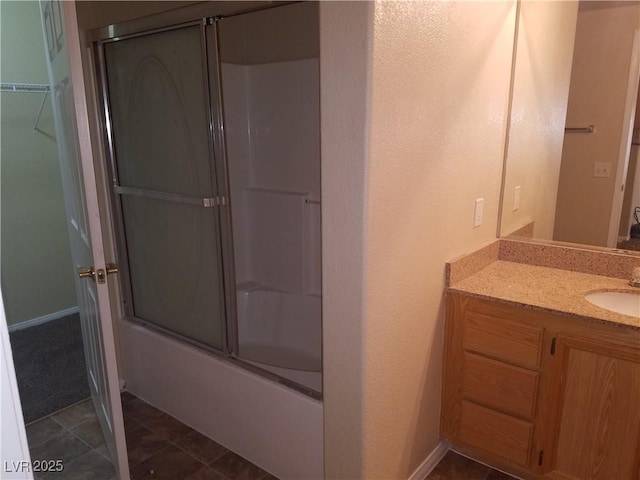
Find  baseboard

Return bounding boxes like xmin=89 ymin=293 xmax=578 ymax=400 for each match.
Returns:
xmin=408 ymin=440 xmax=450 ymax=480
xmin=8 ymin=306 xmax=80 ymax=332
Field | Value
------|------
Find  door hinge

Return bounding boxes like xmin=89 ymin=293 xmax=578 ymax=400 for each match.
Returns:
xmin=550 ymin=337 xmax=556 ymax=355
xmin=538 ymin=449 xmax=544 ymax=466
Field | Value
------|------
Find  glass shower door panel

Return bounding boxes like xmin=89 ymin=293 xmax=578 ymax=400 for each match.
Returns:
xmin=104 ymin=25 xmax=225 ymax=350
xmin=105 ymin=26 xmax=213 ymax=197
xmin=120 ymin=196 xmax=223 ymax=348
xmin=218 ymin=3 xmax=322 ymax=394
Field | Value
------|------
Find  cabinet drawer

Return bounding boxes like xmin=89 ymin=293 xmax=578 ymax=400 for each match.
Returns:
xmin=463 ymin=310 xmax=543 ymax=368
xmin=459 ymin=400 xmax=533 ymax=467
xmin=462 ymin=352 xmax=538 ymax=419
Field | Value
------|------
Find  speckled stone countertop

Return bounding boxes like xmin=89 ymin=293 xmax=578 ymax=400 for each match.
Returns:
xmin=449 ymin=260 xmax=640 ymax=330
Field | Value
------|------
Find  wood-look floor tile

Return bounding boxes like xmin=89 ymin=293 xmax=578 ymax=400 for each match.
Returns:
xmin=185 ymin=465 xmax=228 ymax=480
xmin=29 ymin=430 xmax=91 ymax=467
xmin=145 ymin=413 xmax=194 ymax=441
xmin=42 ymin=450 xmax=115 ymax=480
xmin=425 ymin=452 xmax=491 ymax=480
xmin=129 ymin=444 xmax=204 ymax=480
xmin=211 ymin=452 xmax=268 ymax=480
xmin=173 ymin=430 xmax=228 ymax=464
xmin=71 ymin=417 xmax=106 ymax=448
xmin=50 ymin=400 xmax=96 ymax=429
xmin=122 ymin=398 xmax=164 ymax=426
xmin=26 ymin=418 xmax=64 ymax=447
xmin=125 ymin=425 xmax=169 ymax=467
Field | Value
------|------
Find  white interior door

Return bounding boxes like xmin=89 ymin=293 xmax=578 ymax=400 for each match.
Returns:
xmin=0 ymin=290 xmax=31 ymax=479
xmin=39 ymin=1 xmax=129 ymax=477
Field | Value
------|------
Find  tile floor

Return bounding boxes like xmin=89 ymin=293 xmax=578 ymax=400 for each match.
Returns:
xmin=26 ymin=399 xmax=115 ymax=479
xmin=25 ymin=393 xmax=277 ymax=480
xmin=425 ymin=451 xmax=519 ymax=480
xmin=26 ymin=395 xmax=515 ymax=480
xmin=120 ymin=391 xmax=276 ymax=480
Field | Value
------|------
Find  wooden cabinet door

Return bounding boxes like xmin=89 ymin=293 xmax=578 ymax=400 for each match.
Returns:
xmin=544 ymin=335 xmax=640 ymax=479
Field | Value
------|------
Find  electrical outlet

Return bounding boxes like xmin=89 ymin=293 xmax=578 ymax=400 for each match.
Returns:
xmin=474 ymin=198 xmax=484 ymax=227
xmin=514 ymin=186 xmax=521 ymax=211
xmin=593 ymin=162 xmax=611 ymax=178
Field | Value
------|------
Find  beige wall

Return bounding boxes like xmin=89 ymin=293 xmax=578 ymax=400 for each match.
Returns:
xmin=0 ymin=1 xmax=77 ymax=325
xmin=554 ymin=2 xmax=640 ymax=247
xmin=321 ymin=1 xmax=516 ymax=477
xmin=501 ymin=1 xmax=578 ymax=239
xmin=320 ymin=2 xmax=371 ymax=477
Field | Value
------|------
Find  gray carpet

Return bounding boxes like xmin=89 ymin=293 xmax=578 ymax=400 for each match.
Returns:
xmin=9 ymin=313 xmax=90 ymax=423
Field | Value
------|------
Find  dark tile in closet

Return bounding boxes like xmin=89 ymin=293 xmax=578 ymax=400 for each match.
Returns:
xmin=210 ymin=451 xmax=269 ymax=480
xmin=125 ymin=425 xmax=168 ymax=467
xmin=50 ymin=400 xmax=96 ymax=429
xmin=43 ymin=450 xmax=115 ymax=480
xmin=29 ymin=430 xmax=91 ymax=467
xmin=71 ymin=417 xmax=106 ymax=448
xmin=95 ymin=443 xmax=110 ymax=460
xmin=26 ymin=418 xmax=64 ymax=447
xmin=129 ymin=444 xmax=203 ymax=480
xmin=174 ymin=430 xmax=228 ymax=464
xmin=425 ymin=451 xmax=491 ymax=480
xmin=145 ymin=412 xmax=194 ymax=441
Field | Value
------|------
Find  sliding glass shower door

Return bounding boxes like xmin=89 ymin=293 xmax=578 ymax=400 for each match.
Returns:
xmin=218 ymin=2 xmax=322 ymax=394
xmin=101 ymin=24 xmax=226 ymax=350
xmin=96 ymin=3 xmax=321 ymax=397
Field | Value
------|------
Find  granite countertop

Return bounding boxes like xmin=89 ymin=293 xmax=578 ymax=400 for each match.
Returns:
xmin=449 ymin=260 xmax=640 ymax=330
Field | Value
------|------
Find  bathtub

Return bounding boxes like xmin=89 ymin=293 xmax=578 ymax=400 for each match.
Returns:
xmin=236 ymin=286 xmax=322 ymax=391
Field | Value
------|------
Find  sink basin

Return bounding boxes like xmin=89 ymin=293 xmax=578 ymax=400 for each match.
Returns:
xmin=584 ymin=291 xmax=640 ymax=318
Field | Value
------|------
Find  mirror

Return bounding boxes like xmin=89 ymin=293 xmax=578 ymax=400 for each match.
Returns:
xmin=499 ymin=0 xmax=640 ymax=253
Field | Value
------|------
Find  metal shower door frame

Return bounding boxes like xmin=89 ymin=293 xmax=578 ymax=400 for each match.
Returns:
xmin=95 ymin=20 xmax=230 ymax=357
xmin=92 ymin=6 xmax=322 ymax=399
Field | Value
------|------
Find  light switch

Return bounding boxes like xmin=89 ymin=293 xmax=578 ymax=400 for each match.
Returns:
xmin=514 ymin=186 xmax=521 ymax=211
xmin=593 ymin=162 xmax=611 ymax=178
xmin=474 ymin=198 xmax=484 ymax=227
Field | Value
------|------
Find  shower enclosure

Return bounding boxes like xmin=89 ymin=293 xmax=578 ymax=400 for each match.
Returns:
xmin=97 ymin=2 xmax=321 ymax=397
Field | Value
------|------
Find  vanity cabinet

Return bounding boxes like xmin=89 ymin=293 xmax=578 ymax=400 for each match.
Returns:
xmin=442 ymin=293 xmax=640 ymax=480
xmin=544 ymin=336 xmax=640 ymax=479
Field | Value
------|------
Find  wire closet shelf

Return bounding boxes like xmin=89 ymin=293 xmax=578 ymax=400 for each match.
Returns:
xmin=1 ymin=82 xmax=51 ymax=134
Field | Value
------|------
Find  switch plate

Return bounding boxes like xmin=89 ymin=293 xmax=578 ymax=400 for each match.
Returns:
xmin=474 ymin=198 xmax=484 ymax=227
xmin=593 ymin=162 xmax=611 ymax=178
xmin=514 ymin=186 xmax=521 ymax=211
